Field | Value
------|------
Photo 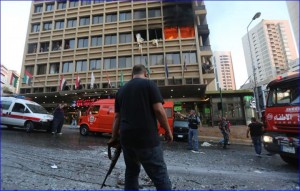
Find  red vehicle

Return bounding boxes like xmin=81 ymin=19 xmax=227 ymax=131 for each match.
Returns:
xmin=262 ymin=73 xmax=299 ymax=165
xmin=78 ymin=99 xmax=174 ymax=136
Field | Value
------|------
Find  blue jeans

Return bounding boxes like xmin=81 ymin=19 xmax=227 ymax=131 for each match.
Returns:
xmin=121 ymin=144 xmax=172 ymax=190
xmin=251 ymin=136 xmax=262 ymax=155
xmin=188 ymin=128 xmax=199 ymax=151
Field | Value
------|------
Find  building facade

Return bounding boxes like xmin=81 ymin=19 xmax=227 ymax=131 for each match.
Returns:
xmin=20 ymin=0 xmax=215 ymax=108
xmin=286 ymin=1 xmax=299 ymax=52
xmin=1 ymin=65 xmax=20 ymax=95
xmin=213 ymin=51 xmax=236 ymax=90
xmin=242 ymin=20 xmax=298 ymax=84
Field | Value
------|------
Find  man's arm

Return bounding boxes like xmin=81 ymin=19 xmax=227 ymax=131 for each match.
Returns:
xmin=246 ymin=126 xmax=250 ymax=138
xmin=153 ymin=102 xmax=173 ymax=142
xmin=108 ymin=112 xmax=121 ymax=146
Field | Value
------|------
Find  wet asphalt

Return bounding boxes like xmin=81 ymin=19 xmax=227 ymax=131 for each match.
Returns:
xmin=1 ymin=126 xmax=299 ymax=190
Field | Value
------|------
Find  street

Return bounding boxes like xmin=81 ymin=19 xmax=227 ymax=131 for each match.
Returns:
xmin=1 ymin=127 xmax=299 ymax=190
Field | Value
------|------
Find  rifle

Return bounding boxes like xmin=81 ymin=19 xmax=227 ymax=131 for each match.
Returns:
xmin=101 ymin=144 xmax=122 ymax=189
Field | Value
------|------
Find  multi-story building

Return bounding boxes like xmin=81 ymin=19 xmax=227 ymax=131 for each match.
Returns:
xmin=242 ymin=20 xmax=298 ymax=84
xmin=286 ymin=1 xmax=299 ymax=52
xmin=213 ymin=51 xmax=236 ymax=90
xmin=1 ymin=64 xmax=20 ymax=95
xmin=20 ymin=0 xmax=214 ymax=109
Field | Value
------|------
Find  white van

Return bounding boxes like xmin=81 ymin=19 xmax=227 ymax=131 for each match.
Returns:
xmin=1 ymin=97 xmax=53 ymax=132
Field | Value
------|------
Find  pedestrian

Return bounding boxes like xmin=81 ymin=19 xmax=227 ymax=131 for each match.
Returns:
xmin=219 ymin=116 xmax=229 ymax=149
xmin=177 ymin=110 xmax=201 ymax=153
xmin=70 ymin=114 xmax=77 ymax=128
xmin=52 ymin=104 xmax=65 ymax=135
xmin=108 ymin=64 xmax=173 ymax=190
xmin=246 ymin=117 xmax=264 ymax=157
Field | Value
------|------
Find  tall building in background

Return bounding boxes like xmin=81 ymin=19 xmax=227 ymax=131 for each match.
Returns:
xmin=1 ymin=65 xmax=20 ymax=94
xmin=213 ymin=51 xmax=236 ymax=90
xmin=20 ymin=0 xmax=214 ymax=107
xmin=286 ymin=1 xmax=299 ymax=52
xmin=242 ymin=20 xmax=298 ymax=84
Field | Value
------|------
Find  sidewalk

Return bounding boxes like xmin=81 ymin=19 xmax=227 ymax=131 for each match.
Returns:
xmin=199 ymin=125 xmax=252 ymax=145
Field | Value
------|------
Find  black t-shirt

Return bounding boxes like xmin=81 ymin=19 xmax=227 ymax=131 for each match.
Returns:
xmin=248 ymin=122 xmax=263 ymax=137
xmin=115 ymin=78 xmax=164 ymax=148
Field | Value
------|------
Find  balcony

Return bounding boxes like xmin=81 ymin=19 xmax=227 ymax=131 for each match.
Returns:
xmin=194 ymin=5 xmax=207 ymax=15
xmin=197 ymin=24 xmax=209 ymax=35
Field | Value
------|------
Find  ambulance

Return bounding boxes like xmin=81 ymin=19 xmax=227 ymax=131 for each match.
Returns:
xmin=78 ymin=99 xmax=174 ymax=136
xmin=0 ymin=97 xmax=53 ymax=132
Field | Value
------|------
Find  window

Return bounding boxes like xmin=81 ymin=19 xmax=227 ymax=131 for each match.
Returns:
xmin=182 ymin=52 xmax=197 ymax=64
xmin=43 ymin=22 xmax=52 ymax=31
xmin=34 ymin=4 xmax=43 ymax=13
xmin=40 ymin=42 xmax=49 ymax=52
xmin=104 ymin=58 xmax=116 ymax=69
xmin=1 ymin=101 xmax=12 ymax=110
xmin=80 ymin=16 xmax=90 ymax=26
xmin=91 ymin=36 xmax=102 ymax=47
xmin=90 ymin=59 xmax=101 ymax=70
xmin=78 ymin=37 xmax=88 ymax=48
xmin=166 ymin=53 xmax=180 ymax=65
xmin=37 ymin=64 xmax=47 ymax=75
xmin=92 ymin=15 xmax=103 ymax=24
xmin=150 ymin=54 xmax=163 ymax=66
xmin=28 ymin=43 xmax=37 ymax=54
xmin=134 ymin=55 xmax=146 ymax=65
xmin=25 ymin=66 xmax=34 ymax=76
xmin=49 ymin=63 xmax=60 ymax=74
xmin=12 ymin=103 xmax=26 ymax=113
xmin=185 ymin=78 xmax=199 ymax=84
xmin=20 ymin=89 xmax=31 ymax=94
xmin=46 ymin=87 xmax=57 ymax=92
xmin=168 ymin=78 xmax=182 ymax=85
xmin=69 ymin=0 xmax=78 ymax=7
xmin=94 ymin=0 xmax=104 ymax=3
xmin=106 ymin=13 xmax=117 ymax=23
xmin=57 ymin=1 xmax=66 ymax=10
xmin=81 ymin=0 xmax=91 ymax=5
xmin=119 ymin=56 xmax=132 ymax=68
xmin=62 ymin=62 xmax=74 ymax=73
xmin=148 ymin=8 xmax=161 ymax=18
xmin=65 ymin=39 xmax=75 ymax=49
xmin=76 ymin=60 xmax=87 ymax=72
xmin=119 ymin=33 xmax=132 ymax=44
xmin=45 ymin=3 xmax=54 ymax=11
xmin=31 ymin=23 xmax=40 ymax=32
xmin=134 ymin=9 xmax=146 ymax=19
xmin=105 ymin=34 xmax=117 ymax=45
xmin=52 ymin=40 xmax=62 ymax=51
xmin=119 ymin=11 xmax=131 ymax=21
xmin=67 ymin=18 xmax=77 ymax=28
xmin=149 ymin=28 xmax=162 ymax=40
xmin=55 ymin=20 xmax=64 ymax=30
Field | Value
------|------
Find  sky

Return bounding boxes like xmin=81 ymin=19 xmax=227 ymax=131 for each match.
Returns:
xmin=0 ymin=1 xmax=295 ymax=89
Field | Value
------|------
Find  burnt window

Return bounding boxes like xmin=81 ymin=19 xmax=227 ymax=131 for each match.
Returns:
xmin=149 ymin=28 xmax=162 ymax=40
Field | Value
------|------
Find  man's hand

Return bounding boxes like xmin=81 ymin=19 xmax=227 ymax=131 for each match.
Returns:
xmin=107 ymin=137 xmax=120 ymax=148
xmin=164 ymin=130 xmax=173 ymax=143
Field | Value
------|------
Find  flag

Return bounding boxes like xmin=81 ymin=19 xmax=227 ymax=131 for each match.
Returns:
xmin=165 ymin=56 xmax=169 ymax=78
xmin=120 ymin=71 xmax=124 ymax=86
xmin=23 ymin=70 xmax=33 ymax=85
xmin=59 ymin=75 xmax=67 ymax=91
xmin=105 ymin=71 xmax=111 ymax=88
xmin=184 ymin=55 xmax=187 ymax=71
xmin=90 ymin=72 xmax=95 ymax=89
xmin=10 ymin=74 xmax=19 ymax=88
xmin=75 ymin=74 xmax=81 ymax=89
xmin=145 ymin=58 xmax=150 ymax=76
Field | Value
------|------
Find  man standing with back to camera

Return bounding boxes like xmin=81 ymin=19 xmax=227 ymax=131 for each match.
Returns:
xmin=109 ymin=64 xmax=173 ymax=190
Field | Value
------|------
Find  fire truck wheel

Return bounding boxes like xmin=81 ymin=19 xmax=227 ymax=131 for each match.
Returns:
xmin=280 ymin=155 xmax=299 ymax=166
xmin=80 ymin=125 xmax=89 ymax=136
xmin=25 ymin=121 xmax=34 ymax=133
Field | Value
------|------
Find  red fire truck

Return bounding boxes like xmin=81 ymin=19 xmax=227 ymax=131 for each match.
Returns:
xmin=262 ymin=73 xmax=299 ymax=165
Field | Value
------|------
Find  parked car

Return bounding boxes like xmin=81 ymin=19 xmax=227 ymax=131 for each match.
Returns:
xmin=1 ymin=97 xmax=53 ymax=132
xmin=173 ymin=119 xmax=189 ymax=141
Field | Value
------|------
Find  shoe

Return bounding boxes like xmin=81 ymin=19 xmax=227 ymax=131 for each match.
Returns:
xmin=191 ymin=150 xmax=200 ymax=153
xmin=58 ymin=132 xmax=63 ymax=135
xmin=256 ymin=154 xmax=262 ymax=157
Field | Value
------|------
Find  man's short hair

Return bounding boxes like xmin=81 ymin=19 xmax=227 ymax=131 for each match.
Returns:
xmin=132 ymin=64 xmax=146 ymax=76
xmin=251 ymin=117 xmax=257 ymax=122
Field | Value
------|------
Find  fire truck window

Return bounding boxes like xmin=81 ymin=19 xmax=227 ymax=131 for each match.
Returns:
xmin=291 ymin=89 xmax=299 ymax=105
xmin=90 ymin=105 xmax=100 ymax=114
xmin=276 ymin=88 xmax=290 ymax=105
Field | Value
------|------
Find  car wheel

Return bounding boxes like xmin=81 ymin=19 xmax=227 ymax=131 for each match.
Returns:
xmin=25 ymin=121 xmax=34 ymax=133
xmin=80 ymin=125 xmax=89 ymax=136
xmin=280 ymin=154 xmax=299 ymax=166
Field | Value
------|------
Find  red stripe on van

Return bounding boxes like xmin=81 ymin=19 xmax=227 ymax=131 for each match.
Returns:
xmin=5 ymin=114 xmax=40 ymax=121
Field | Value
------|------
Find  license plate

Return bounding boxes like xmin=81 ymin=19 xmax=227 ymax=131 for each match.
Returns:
xmin=177 ymin=135 xmax=183 ymax=138
xmin=281 ymin=145 xmax=295 ymax=154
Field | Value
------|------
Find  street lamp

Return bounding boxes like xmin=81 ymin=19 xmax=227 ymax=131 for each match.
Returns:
xmin=247 ymin=12 xmax=261 ymax=118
